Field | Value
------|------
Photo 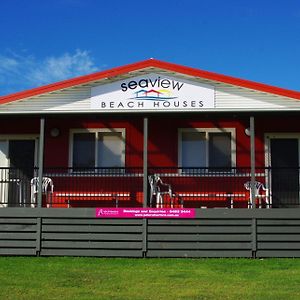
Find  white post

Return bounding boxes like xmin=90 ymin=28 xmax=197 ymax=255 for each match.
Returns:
xmin=250 ymin=116 xmax=256 ymax=209
xmin=37 ymin=117 xmax=45 ymax=208
xmin=143 ymin=117 xmax=148 ymax=208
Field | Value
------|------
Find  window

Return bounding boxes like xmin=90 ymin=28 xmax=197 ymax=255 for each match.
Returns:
xmin=179 ymin=128 xmax=235 ymax=169
xmin=73 ymin=133 xmax=95 ymax=168
xmin=181 ymin=132 xmax=206 ymax=168
xmin=70 ymin=129 xmax=125 ymax=169
xmin=208 ymin=132 xmax=232 ymax=168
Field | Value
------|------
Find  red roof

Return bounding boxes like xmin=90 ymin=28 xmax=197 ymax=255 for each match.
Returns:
xmin=1 ymin=58 xmax=300 ymax=105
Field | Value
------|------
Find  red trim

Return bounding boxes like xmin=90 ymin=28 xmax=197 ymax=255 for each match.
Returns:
xmin=1 ymin=58 xmax=300 ymax=105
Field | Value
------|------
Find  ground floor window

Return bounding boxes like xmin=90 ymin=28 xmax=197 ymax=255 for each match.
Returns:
xmin=70 ymin=129 xmax=125 ymax=168
xmin=178 ymin=128 xmax=236 ymax=169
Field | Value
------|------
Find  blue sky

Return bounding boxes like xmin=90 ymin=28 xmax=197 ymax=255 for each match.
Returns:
xmin=1 ymin=0 xmax=300 ymax=96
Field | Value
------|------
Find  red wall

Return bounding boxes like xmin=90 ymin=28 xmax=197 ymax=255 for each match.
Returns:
xmin=1 ymin=114 xmax=300 ymax=168
xmin=43 ymin=115 xmax=252 ymax=168
xmin=0 ymin=117 xmax=40 ymax=135
xmin=44 ymin=116 xmax=144 ymax=168
xmin=255 ymin=115 xmax=300 ymax=167
xmin=148 ymin=115 xmax=251 ymax=167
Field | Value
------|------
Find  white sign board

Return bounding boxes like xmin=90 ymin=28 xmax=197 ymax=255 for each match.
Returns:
xmin=91 ymin=73 xmax=215 ymax=111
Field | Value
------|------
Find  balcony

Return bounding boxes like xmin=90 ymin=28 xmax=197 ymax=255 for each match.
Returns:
xmin=0 ymin=167 xmax=299 ymax=208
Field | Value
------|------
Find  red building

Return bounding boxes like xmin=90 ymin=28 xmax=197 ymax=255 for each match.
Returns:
xmin=0 ymin=59 xmax=300 ymax=209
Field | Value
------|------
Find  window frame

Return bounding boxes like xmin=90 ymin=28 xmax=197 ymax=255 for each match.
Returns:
xmin=69 ymin=128 xmax=126 ymax=170
xmin=178 ymin=128 xmax=236 ymax=171
xmin=0 ymin=134 xmax=39 ymax=168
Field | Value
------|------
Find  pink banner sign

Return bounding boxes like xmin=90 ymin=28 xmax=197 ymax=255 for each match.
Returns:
xmin=95 ymin=207 xmax=196 ymax=219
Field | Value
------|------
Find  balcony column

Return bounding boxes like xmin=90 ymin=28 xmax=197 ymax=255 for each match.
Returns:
xmin=250 ymin=116 xmax=256 ymax=208
xmin=143 ymin=117 xmax=148 ymax=208
xmin=37 ymin=117 xmax=45 ymax=208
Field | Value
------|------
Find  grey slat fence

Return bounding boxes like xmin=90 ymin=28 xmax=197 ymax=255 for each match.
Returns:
xmin=0 ymin=208 xmax=300 ymax=258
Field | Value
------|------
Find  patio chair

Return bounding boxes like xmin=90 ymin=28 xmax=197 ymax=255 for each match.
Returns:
xmin=244 ymin=181 xmax=270 ymax=208
xmin=148 ymin=174 xmax=176 ymax=208
xmin=30 ymin=177 xmax=54 ymax=207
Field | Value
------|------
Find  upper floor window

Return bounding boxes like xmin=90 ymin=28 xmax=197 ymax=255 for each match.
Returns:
xmin=178 ymin=128 xmax=236 ymax=169
xmin=70 ymin=129 xmax=125 ymax=169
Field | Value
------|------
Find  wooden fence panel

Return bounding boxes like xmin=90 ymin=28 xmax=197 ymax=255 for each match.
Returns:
xmin=0 ymin=217 xmax=37 ymax=255
xmin=0 ymin=208 xmax=299 ymax=257
xmin=257 ymin=218 xmax=300 ymax=257
xmin=147 ymin=218 xmax=253 ymax=257
xmin=41 ymin=217 xmax=144 ymax=257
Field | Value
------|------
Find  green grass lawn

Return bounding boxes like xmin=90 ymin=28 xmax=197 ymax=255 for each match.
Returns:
xmin=0 ymin=257 xmax=300 ymax=300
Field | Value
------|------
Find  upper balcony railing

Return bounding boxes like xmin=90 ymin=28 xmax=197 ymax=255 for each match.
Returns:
xmin=0 ymin=166 xmax=299 ymax=208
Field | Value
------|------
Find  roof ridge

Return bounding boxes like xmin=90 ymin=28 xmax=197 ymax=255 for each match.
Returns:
xmin=1 ymin=58 xmax=300 ymax=105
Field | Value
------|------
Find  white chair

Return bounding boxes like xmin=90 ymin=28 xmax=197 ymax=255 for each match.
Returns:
xmin=30 ymin=177 xmax=54 ymax=207
xmin=244 ymin=181 xmax=270 ymax=208
xmin=148 ymin=174 xmax=174 ymax=208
